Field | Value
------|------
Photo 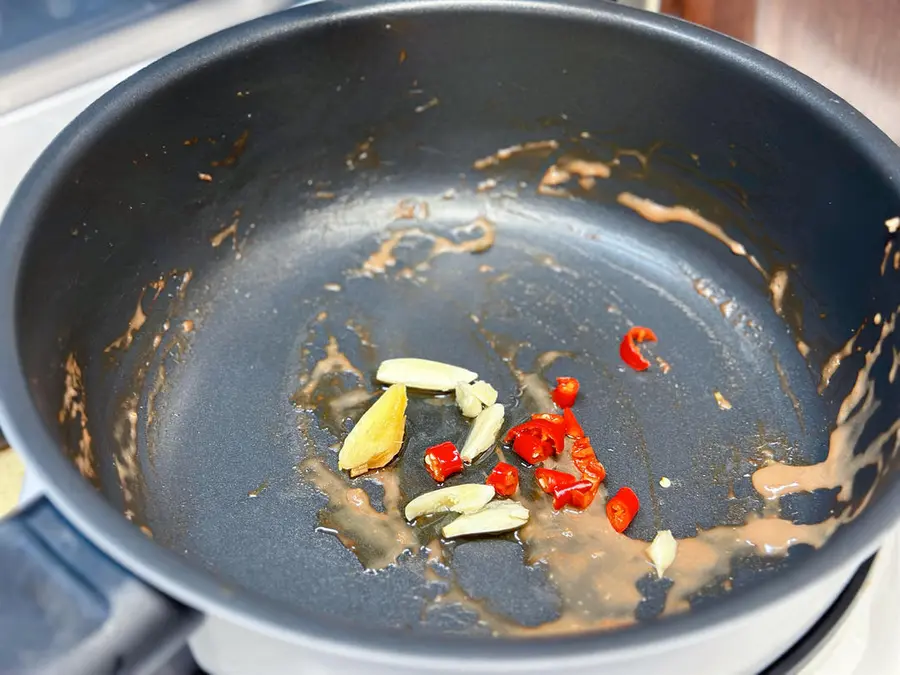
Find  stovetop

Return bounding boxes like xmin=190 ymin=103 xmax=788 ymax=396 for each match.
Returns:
xmin=1 ymin=18 xmax=898 ymax=675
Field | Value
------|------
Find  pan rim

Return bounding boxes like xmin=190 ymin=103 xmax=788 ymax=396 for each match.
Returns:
xmin=0 ymin=0 xmax=898 ymax=665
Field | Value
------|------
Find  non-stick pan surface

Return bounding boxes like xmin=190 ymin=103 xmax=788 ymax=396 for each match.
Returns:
xmin=2 ymin=0 xmax=899 ymax=659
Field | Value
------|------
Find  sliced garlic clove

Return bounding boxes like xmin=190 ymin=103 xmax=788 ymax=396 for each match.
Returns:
xmin=376 ymin=358 xmax=477 ymax=391
xmin=460 ymin=403 xmax=505 ymax=463
xmin=404 ymin=483 xmax=496 ymax=521
xmin=455 ymin=381 xmax=484 ymax=418
xmin=470 ymin=380 xmax=498 ymax=406
xmin=646 ymin=529 xmax=678 ymax=578
xmin=338 ymin=383 xmax=407 ymax=476
xmin=442 ymin=500 xmax=530 ymax=538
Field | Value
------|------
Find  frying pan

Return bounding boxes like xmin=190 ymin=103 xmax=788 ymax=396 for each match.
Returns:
xmin=0 ymin=1 xmax=898 ymax=674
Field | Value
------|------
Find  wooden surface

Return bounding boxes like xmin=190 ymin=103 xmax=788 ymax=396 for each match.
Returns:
xmin=663 ymin=0 xmax=900 ymax=142
xmin=0 ymin=448 xmax=24 ymax=516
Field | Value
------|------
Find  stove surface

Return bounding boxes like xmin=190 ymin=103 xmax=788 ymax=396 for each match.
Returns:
xmin=1 ymin=48 xmax=898 ymax=675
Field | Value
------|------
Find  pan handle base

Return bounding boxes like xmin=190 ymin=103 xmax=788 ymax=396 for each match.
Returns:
xmin=0 ymin=498 xmax=200 ymax=675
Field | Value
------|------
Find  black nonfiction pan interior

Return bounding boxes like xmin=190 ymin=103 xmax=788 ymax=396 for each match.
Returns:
xmin=1 ymin=0 xmax=899 ymax=662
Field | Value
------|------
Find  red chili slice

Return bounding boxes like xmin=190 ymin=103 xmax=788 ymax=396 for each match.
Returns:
xmin=572 ymin=437 xmax=606 ymax=484
xmin=606 ymin=486 xmax=640 ymax=532
xmin=486 ymin=462 xmax=519 ymax=496
xmin=562 ymin=407 xmax=585 ymax=439
xmin=505 ymin=419 xmax=566 ymax=458
xmin=551 ymin=479 xmax=598 ymax=510
xmin=512 ymin=433 xmax=552 ymax=464
xmin=552 ymin=377 xmax=579 ymax=408
xmin=534 ymin=468 xmax=577 ymax=494
xmin=569 ymin=481 xmax=600 ymax=509
xmin=532 ymin=412 xmax=565 ymax=425
xmin=620 ymin=327 xmax=658 ymax=371
xmin=423 ymin=441 xmax=463 ymax=483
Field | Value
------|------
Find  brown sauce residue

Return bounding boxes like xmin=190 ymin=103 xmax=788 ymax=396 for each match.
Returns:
xmin=609 ymin=145 xmax=657 ymax=176
xmin=210 ymin=210 xmax=244 ymax=258
xmin=511 ymin=450 xmax=837 ymax=632
xmin=713 ymin=390 xmax=733 ymax=410
xmin=113 ymin=393 xmax=141 ymax=521
xmin=248 ymin=479 xmax=269 ymax=498
xmin=59 ymin=353 xmax=96 ymax=481
xmin=414 ymin=97 xmax=440 ymax=114
xmin=518 ymin=350 xmax=570 ymax=412
xmin=561 ymin=158 xmax=612 ymax=180
xmin=105 ymin=290 xmax=148 ymax=352
xmin=106 ymin=271 xmax=193 ymax=355
xmin=890 ymin=346 xmax=899 ymax=384
xmin=691 ymin=278 xmax=746 ymax=325
xmin=819 ymin=321 xmax=865 ymax=393
xmin=537 ymin=164 xmax=572 ymax=197
xmin=211 ymin=130 xmax=248 ymax=167
xmin=655 ymin=355 xmax=672 ymax=374
xmin=880 ymin=241 xmax=893 ymax=276
xmin=114 ymin=268 xmax=194 ymax=518
xmin=477 ymin=328 xmax=570 ymax=414
xmin=293 ymin=336 xmax=366 ymax=408
xmin=393 ymin=199 xmax=430 ymax=221
xmin=537 ymin=157 xmax=611 ymax=197
xmin=473 ymin=140 xmax=559 ymax=170
xmin=769 ymin=268 xmax=789 ymax=317
xmin=145 ymin=362 xmax=166 ymax=443
xmin=346 ymin=137 xmax=379 ymax=171
xmin=301 ymin=457 xmax=417 ymax=569
xmin=353 ymin=217 xmax=495 ymax=277
xmin=297 ymin=335 xmax=874 ymax=635
xmin=476 ymin=178 xmax=498 ymax=193
xmin=617 ymin=192 xmax=767 ymax=279
xmin=662 ymin=515 xmax=836 ymax=613
xmin=517 ymin=483 xmax=648 ymax=628
xmin=772 ymin=352 xmax=804 ymax=432
xmin=753 ymin=309 xmax=899 ymax=502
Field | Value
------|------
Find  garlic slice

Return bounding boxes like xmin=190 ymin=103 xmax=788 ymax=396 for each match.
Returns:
xmin=337 ymin=383 xmax=407 ymax=477
xmin=455 ymin=381 xmax=484 ymax=418
xmin=442 ymin=500 xmax=530 ymax=538
xmin=404 ymin=483 xmax=495 ymax=521
xmin=460 ymin=403 xmax=505 ymax=462
xmin=470 ymin=380 xmax=498 ymax=406
xmin=646 ymin=530 xmax=678 ymax=578
xmin=376 ymin=358 xmax=477 ymax=391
